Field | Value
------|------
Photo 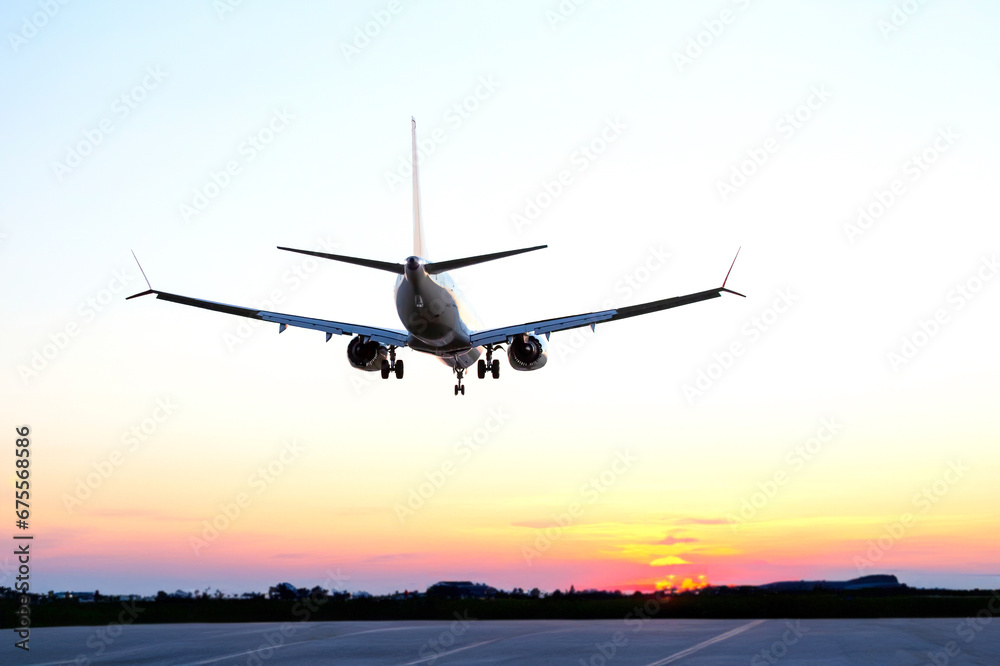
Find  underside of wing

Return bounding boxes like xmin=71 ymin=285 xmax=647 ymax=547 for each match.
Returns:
xmin=471 ymin=251 xmax=745 ymax=347
xmin=128 ymin=289 xmax=410 ymax=347
xmin=470 ymin=288 xmax=732 ymax=347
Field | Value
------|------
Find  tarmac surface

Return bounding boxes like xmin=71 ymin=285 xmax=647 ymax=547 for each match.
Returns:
xmin=12 ymin=618 xmax=999 ymax=665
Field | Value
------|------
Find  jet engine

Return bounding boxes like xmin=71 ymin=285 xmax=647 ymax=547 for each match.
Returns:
xmin=506 ymin=334 xmax=548 ymax=371
xmin=346 ymin=335 xmax=388 ymax=371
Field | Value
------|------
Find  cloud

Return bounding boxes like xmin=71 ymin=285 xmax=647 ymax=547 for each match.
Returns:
xmin=657 ymin=535 xmax=699 ymax=545
xmin=650 ymin=556 xmax=691 ymax=566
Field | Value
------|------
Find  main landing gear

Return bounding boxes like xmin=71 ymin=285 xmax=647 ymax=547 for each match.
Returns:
xmin=380 ymin=346 xmax=404 ymax=380
xmin=457 ymin=346 xmax=503 ymax=395
xmin=477 ymin=345 xmax=501 ymax=380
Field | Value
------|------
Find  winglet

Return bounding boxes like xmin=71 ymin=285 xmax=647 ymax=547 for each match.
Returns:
xmin=720 ymin=247 xmax=745 ymax=297
xmin=126 ymin=250 xmax=157 ymax=300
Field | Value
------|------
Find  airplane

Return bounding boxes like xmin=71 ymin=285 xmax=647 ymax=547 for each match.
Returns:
xmin=128 ymin=118 xmax=744 ymax=395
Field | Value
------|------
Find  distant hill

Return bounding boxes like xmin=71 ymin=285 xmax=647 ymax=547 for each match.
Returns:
xmin=757 ymin=574 xmax=904 ymax=592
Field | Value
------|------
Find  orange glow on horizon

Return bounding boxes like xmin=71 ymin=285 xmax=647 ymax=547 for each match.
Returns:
xmin=655 ymin=574 xmax=709 ymax=593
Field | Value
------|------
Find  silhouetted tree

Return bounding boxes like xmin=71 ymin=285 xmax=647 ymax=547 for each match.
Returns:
xmin=269 ymin=583 xmax=300 ymax=600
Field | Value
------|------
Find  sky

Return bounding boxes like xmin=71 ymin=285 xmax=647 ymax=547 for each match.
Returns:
xmin=2 ymin=1 xmax=999 ymax=597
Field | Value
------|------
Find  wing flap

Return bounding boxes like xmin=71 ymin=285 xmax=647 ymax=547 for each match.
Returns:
xmin=470 ymin=250 xmax=745 ymax=346
xmin=134 ymin=290 xmax=410 ymax=347
xmin=471 ymin=311 xmax=615 ymax=347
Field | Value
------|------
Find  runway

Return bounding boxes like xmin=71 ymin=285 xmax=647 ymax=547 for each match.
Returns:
xmin=15 ymin=618 xmax=999 ymax=665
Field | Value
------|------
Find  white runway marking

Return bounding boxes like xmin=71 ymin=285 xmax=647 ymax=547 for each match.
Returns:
xmin=185 ymin=624 xmax=430 ymax=665
xmin=645 ymin=619 xmax=767 ymax=665
xmin=401 ymin=638 xmax=503 ymax=664
xmin=401 ymin=626 xmax=581 ymax=665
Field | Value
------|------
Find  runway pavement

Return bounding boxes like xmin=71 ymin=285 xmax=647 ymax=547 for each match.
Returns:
xmin=11 ymin=618 xmax=999 ymax=665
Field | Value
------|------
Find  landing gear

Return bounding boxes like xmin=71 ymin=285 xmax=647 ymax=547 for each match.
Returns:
xmin=454 ymin=367 xmax=466 ymax=395
xmin=381 ymin=346 xmax=403 ymax=379
xmin=478 ymin=345 xmax=501 ymax=379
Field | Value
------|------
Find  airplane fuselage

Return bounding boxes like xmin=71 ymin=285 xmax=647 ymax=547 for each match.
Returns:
xmin=394 ymin=256 xmax=482 ymax=369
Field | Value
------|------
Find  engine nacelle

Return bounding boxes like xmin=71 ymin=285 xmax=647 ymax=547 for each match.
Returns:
xmin=506 ymin=334 xmax=548 ymax=371
xmin=346 ymin=336 xmax=388 ymax=372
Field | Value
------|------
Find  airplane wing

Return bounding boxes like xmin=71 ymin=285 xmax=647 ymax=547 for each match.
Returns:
xmin=470 ymin=251 xmax=744 ymax=347
xmin=127 ymin=288 xmax=410 ymax=347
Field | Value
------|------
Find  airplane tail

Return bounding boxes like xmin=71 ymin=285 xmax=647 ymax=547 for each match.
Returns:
xmin=411 ymin=117 xmax=426 ymax=258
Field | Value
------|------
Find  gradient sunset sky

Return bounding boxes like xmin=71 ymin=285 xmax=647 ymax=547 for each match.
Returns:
xmin=3 ymin=1 xmax=998 ymax=596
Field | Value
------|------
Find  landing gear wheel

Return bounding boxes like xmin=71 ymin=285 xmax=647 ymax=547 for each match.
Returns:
xmin=394 ymin=359 xmax=404 ymax=379
xmin=380 ymin=360 xmax=391 ymax=379
xmin=484 ymin=345 xmax=501 ymax=379
xmin=454 ymin=367 xmax=466 ymax=395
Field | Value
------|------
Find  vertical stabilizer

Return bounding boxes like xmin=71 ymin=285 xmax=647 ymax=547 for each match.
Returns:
xmin=411 ymin=117 xmax=427 ymax=258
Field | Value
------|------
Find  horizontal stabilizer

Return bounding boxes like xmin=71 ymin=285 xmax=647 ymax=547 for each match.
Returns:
xmin=277 ymin=247 xmax=403 ymax=274
xmin=425 ymin=245 xmax=547 ymax=274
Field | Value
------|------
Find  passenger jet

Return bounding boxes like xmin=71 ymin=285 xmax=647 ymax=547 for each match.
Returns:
xmin=129 ymin=119 xmax=744 ymax=394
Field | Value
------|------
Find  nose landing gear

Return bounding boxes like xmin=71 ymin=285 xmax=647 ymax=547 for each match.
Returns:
xmin=454 ymin=367 xmax=466 ymax=395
